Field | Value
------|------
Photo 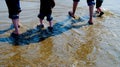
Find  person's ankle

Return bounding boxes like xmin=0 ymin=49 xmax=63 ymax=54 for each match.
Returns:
xmin=88 ymin=20 xmax=93 ymax=25
xmin=71 ymin=11 xmax=75 ymax=15
xmin=69 ymin=11 xmax=75 ymax=18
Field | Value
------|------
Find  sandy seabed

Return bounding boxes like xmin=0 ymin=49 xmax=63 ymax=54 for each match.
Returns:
xmin=0 ymin=0 xmax=120 ymax=67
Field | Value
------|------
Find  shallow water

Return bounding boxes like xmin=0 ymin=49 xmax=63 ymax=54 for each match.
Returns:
xmin=0 ymin=0 xmax=120 ymax=67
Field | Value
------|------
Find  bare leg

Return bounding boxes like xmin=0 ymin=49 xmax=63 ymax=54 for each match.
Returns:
xmin=17 ymin=14 xmax=21 ymax=27
xmin=98 ymin=8 xmax=104 ymax=17
xmin=97 ymin=7 xmax=102 ymax=12
xmin=12 ymin=19 xmax=19 ymax=34
xmin=48 ymin=21 xmax=53 ymax=32
xmin=69 ymin=1 xmax=79 ymax=18
xmin=39 ymin=19 xmax=43 ymax=25
xmin=49 ymin=21 xmax=53 ymax=27
xmin=73 ymin=2 xmax=79 ymax=15
xmin=37 ymin=19 xmax=44 ymax=28
xmin=88 ymin=5 xmax=94 ymax=24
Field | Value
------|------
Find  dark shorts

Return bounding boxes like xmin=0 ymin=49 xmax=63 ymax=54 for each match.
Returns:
xmin=5 ymin=0 xmax=21 ymax=19
xmin=96 ymin=0 xmax=103 ymax=8
xmin=73 ymin=0 xmax=95 ymax=6
xmin=38 ymin=10 xmax=53 ymax=21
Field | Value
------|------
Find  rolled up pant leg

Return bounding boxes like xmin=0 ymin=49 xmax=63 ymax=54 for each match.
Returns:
xmin=96 ymin=0 xmax=103 ymax=8
xmin=5 ymin=0 xmax=21 ymax=19
xmin=87 ymin=0 xmax=95 ymax=6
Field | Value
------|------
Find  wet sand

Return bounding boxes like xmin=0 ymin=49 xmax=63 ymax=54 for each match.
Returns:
xmin=0 ymin=0 xmax=120 ymax=67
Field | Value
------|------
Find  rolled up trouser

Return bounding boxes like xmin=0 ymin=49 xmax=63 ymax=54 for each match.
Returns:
xmin=5 ymin=0 xmax=21 ymax=19
xmin=96 ymin=0 xmax=103 ymax=8
xmin=38 ymin=9 xmax=53 ymax=21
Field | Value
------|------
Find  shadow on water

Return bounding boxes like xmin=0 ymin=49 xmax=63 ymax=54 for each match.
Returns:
xmin=0 ymin=16 xmax=89 ymax=46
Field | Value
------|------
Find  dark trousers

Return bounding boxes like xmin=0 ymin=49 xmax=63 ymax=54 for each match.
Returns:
xmin=5 ymin=0 xmax=21 ymax=19
xmin=96 ymin=0 xmax=103 ymax=8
